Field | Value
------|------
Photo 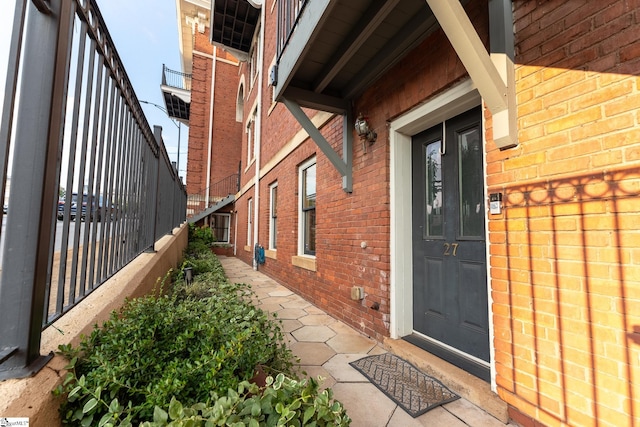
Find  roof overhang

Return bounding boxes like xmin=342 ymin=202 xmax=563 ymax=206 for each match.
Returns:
xmin=272 ymin=0 xmax=517 ymax=149
xmin=162 ymin=88 xmax=191 ymax=124
xmin=176 ymin=0 xmax=211 ymax=75
xmin=210 ymin=0 xmax=261 ymax=60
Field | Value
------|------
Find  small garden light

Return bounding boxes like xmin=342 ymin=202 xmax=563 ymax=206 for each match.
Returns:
xmin=184 ymin=267 xmax=193 ymax=285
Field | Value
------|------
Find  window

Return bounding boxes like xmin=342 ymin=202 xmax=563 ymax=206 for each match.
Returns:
xmin=247 ymin=119 xmax=253 ymax=165
xmin=298 ymin=158 xmax=316 ymax=256
xmin=249 ymin=23 xmax=261 ymax=86
xmin=211 ymin=213 xmax=230 ymax=243
xmin=247 ymin=107 xmax=258 ymax=164
xmin=236 ymin=82 xmax=244 ymax=122
xmin=269 ymin=183 xmax=278 ymax=250
xmin=247 ymin=198 xmax=253 ymax=246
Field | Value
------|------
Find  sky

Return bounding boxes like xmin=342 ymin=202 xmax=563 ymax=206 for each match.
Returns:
xmin=0 ymin=0 xmax=188 ymax=179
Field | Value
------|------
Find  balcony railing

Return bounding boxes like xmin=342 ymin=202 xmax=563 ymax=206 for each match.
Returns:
xmin=162 ymin=64 xmax=192 ymax=91
xmin=187 ymin=174 xmax=240 ymax=218
xmin=276 ymin=0 xmax=308 ymax=61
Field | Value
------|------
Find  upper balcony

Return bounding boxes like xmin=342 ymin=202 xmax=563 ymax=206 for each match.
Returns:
xmin=161 ymin=64 xmax=192 ymax=124
xmin=273 ymin=0 xmax=457 ymax=114
xmin=209 ymin=0 xmax=516 ymax=151
xmin=209 ymin=0 xmax=261 ymax=61
xmin=272 ymin=0 xmax=516 ymax=149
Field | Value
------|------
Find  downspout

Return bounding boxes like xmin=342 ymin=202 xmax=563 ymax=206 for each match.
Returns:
xmin=234 ymin=207 xmax=238 ymax=256
xmin=252 ymin=8 xmax=265 ymax=270
xmin=205 ymin=46 xmax=217 ymax=207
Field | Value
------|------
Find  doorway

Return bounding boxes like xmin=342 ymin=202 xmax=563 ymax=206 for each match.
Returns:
xmin=406 ymin=106 xmax=489 ymax=380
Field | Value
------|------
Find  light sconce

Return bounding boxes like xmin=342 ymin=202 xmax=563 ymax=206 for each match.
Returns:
xmin=355 ymin=113 xmax=377 ymax=146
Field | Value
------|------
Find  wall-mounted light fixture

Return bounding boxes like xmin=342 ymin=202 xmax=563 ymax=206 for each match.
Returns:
xmin=355 ymin=113 xmax=377 ymax=148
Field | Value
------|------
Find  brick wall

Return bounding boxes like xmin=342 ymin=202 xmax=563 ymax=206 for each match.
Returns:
xmin=229 ymin=1 xmax=639 ymax=425
xmin=186 ymin=30 xmax=213 ymax=196
xmin=210 ymin=55 xmax=242 ymax=188
xmin=236 ymin=0 xmax=486 ymax=342
xmin=488 ymin=2 xmax=640 ymax=426
xmin=186 ymin=29 xmax=242 ymax=199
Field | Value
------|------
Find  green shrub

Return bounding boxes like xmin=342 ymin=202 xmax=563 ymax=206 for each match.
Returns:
xmin=53 ymin=234 xmax=350 ymax=426
xmin=54 ymin=281 xmax=294 ymax=426
xmin=140 ymin=374 xmax=351 ymax=427
xmin=188 ymin=224 xmax=215 ymax=246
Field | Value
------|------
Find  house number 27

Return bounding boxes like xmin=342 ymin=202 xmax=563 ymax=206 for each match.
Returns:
xmin=443 ymin=242 xmax=459 ymax=256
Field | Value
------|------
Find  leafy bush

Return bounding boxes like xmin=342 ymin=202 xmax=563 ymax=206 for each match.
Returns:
xmin=54 ymin=272 xmax=294 ymax=425
xmin=182 ymin=230 xmax=221 ymax=277
xmin=140 ymin=374 xmax=351 ymax=427
xmin=53 ymin=235 xmax=350 ymax=426
xmin=188 ymin=224 xmax=215 ymax=246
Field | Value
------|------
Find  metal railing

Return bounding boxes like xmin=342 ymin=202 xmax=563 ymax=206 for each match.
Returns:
xmin=187 ymin=174 xmax=239 ymax=217
xmin=276 ymin=0 xmax=309 ymax=61
xmin=162 ymin=64 xmax=192 ymax=91
xmin=0 ymin=0 xmax=186 ymax=379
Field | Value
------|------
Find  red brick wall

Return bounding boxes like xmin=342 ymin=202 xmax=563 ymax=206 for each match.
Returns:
xmin=210 ymin=56 xmax=242 ymax=187
xmin=229 ymin=1 xmax=639 ymax=425
xmin=234 ymin=0 xmax=487 ymax=342
xmin=186 ymin=29 xmax=242 ymax=200
xmin=186 ymin=42 xmax=211 ymax=196
xmin=488 ymin=2 xmax=640 ymax=426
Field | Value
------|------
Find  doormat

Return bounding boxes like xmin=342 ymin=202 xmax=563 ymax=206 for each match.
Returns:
xmin=349 ymin=353 xmax=459 ymax=418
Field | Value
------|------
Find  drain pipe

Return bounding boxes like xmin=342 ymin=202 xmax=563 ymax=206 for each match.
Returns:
xmin=205 ymin=46 xmax=217 ymax=207
xmin=252 ymin=8 xmax=265 ymax=270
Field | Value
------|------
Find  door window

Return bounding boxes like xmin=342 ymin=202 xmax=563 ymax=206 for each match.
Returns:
xmin=424 ymin=141 xmax=443 ymax=238
xmin=458 ymin=127 xmax=483 ymax=238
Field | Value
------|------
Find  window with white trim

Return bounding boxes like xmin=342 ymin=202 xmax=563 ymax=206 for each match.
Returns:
xmin=247 ymin=107 xmax=258 ymax=165
xmin=211 ymin=213 xmax=230 ymax=243
xmin=247 ymin=198 xmax=253 ymax=247
xmin=298 ymin=158 xmax=316 ymax=256
xmin=249 ymin=23 xmax=261 ymax=87
xmin=236 ymin=83 xmax=244 ymax=123
xmin=269 ymin=182 xmax=278 ymax=250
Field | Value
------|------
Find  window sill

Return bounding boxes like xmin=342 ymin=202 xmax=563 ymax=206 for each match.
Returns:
xmin=244 ymin=245 xmax=252 ymax=252
xmin=292 ymin=255 xmax=316 ymax=271
xmin=265 ymin=249 xmax=277 ymax=260
xmin=244 ymin=158 xmax=255 ymax=173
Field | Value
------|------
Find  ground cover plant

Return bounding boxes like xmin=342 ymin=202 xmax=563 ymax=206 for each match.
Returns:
xmin=54 ymin=225 xmax=350 ymax=426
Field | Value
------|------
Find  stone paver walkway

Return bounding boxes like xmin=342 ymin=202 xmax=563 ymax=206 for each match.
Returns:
xmin=220 ymin=256 xmax=512 ymax=427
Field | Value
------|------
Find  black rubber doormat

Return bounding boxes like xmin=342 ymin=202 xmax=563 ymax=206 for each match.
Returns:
xmin=350 ymin=353 xmax=460 ymax=418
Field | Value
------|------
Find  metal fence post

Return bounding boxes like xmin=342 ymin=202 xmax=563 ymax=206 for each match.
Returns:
xmin=0 ymin=0 xmax=75 ymax=379
xmin=146 ymin=126 xmax=161 ymax=251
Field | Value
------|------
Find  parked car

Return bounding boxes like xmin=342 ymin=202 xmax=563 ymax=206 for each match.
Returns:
xmin=58 ymin=193 xmax=115 ymax=222
xmin=57 ymin=193 xmax=79 ymax=220
xmin=81 ymin=194 xmax=115 ymax=222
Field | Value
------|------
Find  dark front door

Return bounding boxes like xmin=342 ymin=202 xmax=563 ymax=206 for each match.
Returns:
xmin=408 ymin=106 xmax=490 ymax=380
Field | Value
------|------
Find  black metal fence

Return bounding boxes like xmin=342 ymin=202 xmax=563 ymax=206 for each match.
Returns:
xmin=0 ymin=0 xmax=186 ymax=380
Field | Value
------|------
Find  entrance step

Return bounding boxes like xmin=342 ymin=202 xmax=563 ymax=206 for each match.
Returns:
xmin=383 ymin=337 xmax=509 ymax=424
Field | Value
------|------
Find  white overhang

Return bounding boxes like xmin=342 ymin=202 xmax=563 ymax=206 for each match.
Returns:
xmin=425 ymin=0 xmax=517 ymax=150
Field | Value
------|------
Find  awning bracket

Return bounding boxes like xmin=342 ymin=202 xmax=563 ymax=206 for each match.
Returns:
xmin=425 ymin=0 xmax=517 ymax=150
xmin=283 ymin=98 xmax=353 ymax=193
